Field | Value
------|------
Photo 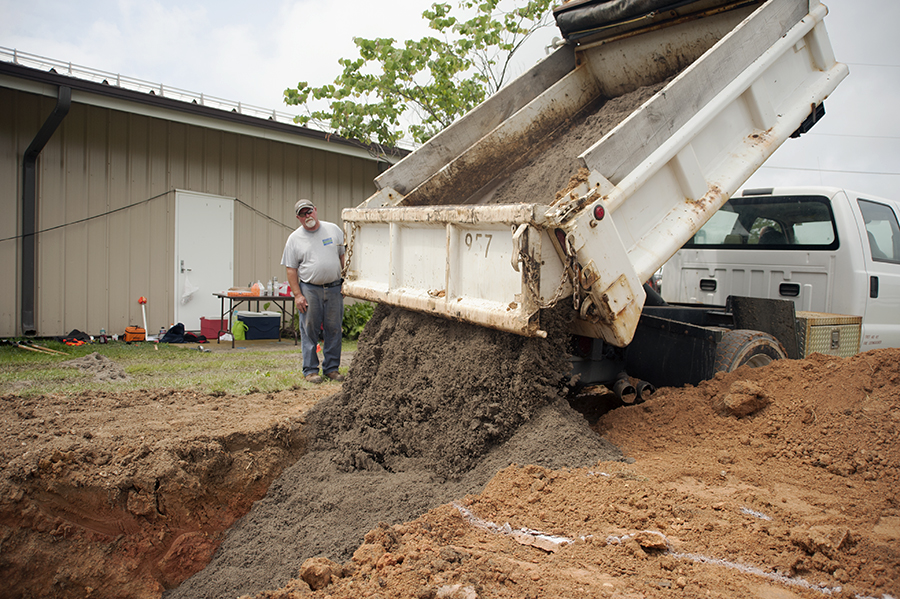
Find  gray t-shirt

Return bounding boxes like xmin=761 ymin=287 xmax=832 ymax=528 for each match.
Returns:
xmin=281 ymin=221 xmax=345 ymax=285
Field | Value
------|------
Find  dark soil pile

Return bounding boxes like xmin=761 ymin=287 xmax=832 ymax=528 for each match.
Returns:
xmin=166 ymin=305 xmax=624 ymax=599
xmin=307 ymin=304 xmax=581 ymax=478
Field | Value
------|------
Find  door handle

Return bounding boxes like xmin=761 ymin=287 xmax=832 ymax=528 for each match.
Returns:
xmin=870 ymin=276 xmax=879 ymax=298
xmin=779 ymin=282 xmax=800 ymax=297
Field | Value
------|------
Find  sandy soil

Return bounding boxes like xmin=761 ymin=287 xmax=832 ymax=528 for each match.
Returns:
xmin=1 ymin=306 xmax=898 ymax=599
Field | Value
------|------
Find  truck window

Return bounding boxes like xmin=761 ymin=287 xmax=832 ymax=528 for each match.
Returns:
xmin=690 ymin=210 xmax=740 ymax=244
xmin=684 ymin=195 xmax=838 ymax=250
xmin=858 ymin=199 xmax=900 ymax=263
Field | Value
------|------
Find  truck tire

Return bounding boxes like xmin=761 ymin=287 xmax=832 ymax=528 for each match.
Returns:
xmin=714 ymin=330 xmax=787 ymax=373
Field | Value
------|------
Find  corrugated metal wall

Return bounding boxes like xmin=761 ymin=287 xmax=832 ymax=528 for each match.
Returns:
xmin=0 ymin=86 xmax=378 ymax=337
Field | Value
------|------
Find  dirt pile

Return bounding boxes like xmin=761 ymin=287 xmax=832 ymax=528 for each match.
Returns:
xmin=306 ymin=304 xmax=582 ymax=478
xmin=242 ymin=348 xmax=900 ymax=599
xmin=165 ymin=305 xmax=625 ymax=599
xmin=61 ymin=352 xmax=128 ymax=382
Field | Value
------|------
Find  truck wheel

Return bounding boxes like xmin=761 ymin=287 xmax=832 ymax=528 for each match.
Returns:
xmin=714 ymin=330 xmax=787 ymax=373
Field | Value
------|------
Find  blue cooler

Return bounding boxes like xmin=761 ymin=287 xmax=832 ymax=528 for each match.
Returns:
xmin=237 ymin=311 xmax=280 ymax=339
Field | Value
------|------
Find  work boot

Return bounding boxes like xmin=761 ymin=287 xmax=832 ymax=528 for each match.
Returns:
xmin=305 ymin=373 xmax=323 ymax=384
xmin=324 ymin=371 xmax=345 ymax=382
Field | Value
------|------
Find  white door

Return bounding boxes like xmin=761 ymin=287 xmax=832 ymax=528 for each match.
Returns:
xmin=175 ymin=191 xmax=234 ymax=332
xmin=856 ymin=197 xmax=900 ymax=350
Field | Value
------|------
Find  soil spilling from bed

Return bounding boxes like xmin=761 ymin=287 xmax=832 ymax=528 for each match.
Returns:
xmin=161 ymin=85 xmax=677 ymax=597
xmin=166 ymin=305 xmax=624 ymax=599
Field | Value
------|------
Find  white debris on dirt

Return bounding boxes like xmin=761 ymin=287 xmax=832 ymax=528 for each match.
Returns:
xmin=453 ymin=502 xmax=575 ymax=553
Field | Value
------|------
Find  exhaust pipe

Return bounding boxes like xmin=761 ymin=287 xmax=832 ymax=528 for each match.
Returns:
xmin=613 ymin=374 xmax=637 ymax=404
xmin=613 ymin=373 xmax=655 ymax=404
xmin=636 ymin=380 xmax=656 ymax=402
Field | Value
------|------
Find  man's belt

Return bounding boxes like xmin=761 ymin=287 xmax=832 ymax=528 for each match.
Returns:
xmin=303 ymin=279 xmax=343 ymax=288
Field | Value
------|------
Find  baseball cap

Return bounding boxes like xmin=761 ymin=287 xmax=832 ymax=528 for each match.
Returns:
xmin=294 ymin=199 xmax=315 ymax=215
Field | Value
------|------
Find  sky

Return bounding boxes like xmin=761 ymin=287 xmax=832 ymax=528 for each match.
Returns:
xmin=2 ymin=0 xmax=898 ymax=199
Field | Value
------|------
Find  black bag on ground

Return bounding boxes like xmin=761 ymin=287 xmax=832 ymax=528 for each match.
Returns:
xmin=184 ymin=331 xmax=207 ymax=343
xmin=160 ymin=323 xmax=185 ymax=343
xmin=160 ymin=324 xmax=207 ymax=344
xmin=58 ymin=329 xmax=90 ymax=344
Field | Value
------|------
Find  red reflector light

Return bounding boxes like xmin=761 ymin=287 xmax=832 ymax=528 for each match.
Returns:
xmin=593 ymin=204 xmax=605 ymax=221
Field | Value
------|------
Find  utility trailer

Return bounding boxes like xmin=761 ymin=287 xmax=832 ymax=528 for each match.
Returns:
xmin=341 ymin=0 xmax=848 ymax=397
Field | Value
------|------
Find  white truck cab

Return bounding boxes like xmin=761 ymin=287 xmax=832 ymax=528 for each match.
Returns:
xmin=662 ymin=187 xmax=900 ymax=351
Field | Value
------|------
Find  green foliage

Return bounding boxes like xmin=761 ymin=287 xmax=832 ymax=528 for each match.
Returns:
xmin=342 ymin=301 xmax=375 ymax=340
xmin=284 ymin=0 xmax=554 ymax=147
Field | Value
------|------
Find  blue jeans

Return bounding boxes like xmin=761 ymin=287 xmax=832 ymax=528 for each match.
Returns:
xmin=298 ymin=282 xmax=343 ymax=376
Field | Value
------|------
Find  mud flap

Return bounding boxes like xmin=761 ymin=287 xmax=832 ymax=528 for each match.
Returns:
xmin=728 ymin=296 xmax=801 ymax=360
xmin=624 ymin=313 xmax=719 ymax=388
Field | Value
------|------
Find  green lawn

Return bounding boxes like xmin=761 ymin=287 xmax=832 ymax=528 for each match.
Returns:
xmin=0 ymin=338 xmax=357 ymax=397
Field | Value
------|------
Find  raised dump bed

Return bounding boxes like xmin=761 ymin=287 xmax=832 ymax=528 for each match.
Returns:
xmin=342 ymin=0 xmax=847 ymax=346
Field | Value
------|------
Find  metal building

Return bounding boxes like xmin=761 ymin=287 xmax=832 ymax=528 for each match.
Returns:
xmin=1 ymin=53 xmax=394 ymax=338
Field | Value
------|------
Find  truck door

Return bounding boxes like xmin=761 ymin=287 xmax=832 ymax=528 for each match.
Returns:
xmin=856 ymin=197 xmax=900 ymax=350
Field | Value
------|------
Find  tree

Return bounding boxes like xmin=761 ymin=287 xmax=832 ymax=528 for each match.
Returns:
xmin=283 ymin=0 xmax=555 ymax=149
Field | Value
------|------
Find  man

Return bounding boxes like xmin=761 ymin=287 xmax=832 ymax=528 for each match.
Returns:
xmin=281 ymin=199 xmax=346 ymax=384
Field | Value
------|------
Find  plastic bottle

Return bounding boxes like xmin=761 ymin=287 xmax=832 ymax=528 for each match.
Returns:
xmin=99 ymin=328 xmax=107 ymax=344
xmin=159 ymin=326 xmax=166 ymax=341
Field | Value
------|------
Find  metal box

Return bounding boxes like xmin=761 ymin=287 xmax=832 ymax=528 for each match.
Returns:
xmin=795 ymin=311 xmax=861 ymax=358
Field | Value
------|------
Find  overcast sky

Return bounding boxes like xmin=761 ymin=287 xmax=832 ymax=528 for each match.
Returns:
xmin=2 ymin=0 xmax=898 ymax=199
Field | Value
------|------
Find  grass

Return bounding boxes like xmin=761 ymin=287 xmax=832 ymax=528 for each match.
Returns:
xmin=0 ymin=338 xmax=357 ymax=397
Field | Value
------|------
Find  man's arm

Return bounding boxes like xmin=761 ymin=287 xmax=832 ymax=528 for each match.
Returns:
xmin=285 ymin=267 xmax=308 ymax=313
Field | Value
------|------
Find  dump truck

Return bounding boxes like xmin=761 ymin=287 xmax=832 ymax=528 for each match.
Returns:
xmin=340 ymin=0 xmax=848 ymax=398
